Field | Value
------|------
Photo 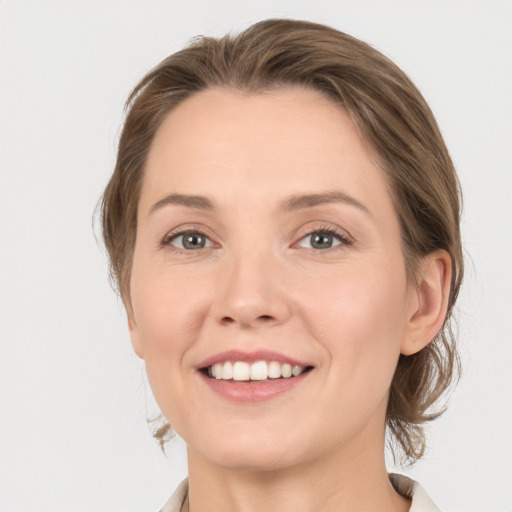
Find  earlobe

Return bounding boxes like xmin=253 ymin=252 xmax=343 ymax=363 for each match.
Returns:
xmin=127 ymin=310 xmax=145 ymax=359
xmin=401 ymin=249 xmax=452 ymax=356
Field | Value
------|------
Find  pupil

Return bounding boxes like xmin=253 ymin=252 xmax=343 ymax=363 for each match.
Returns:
xmin=183 ymin=234 xmax=205 ymax=249
xmin=312 ymin=233 xmax=332 ymax=249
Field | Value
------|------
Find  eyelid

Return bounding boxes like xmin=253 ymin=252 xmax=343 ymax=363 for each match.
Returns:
xmin=160 ymin=224 xmax=218 ymax=250
xmin=293 ymin=223 xmax=353 ymax=250
xmin=159 ymin=222 xmax=352 ymax=252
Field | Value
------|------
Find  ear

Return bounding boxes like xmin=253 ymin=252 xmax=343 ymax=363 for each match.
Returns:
xmin=401 ymin=249 xmax=452 ymax=356
xmin=127 ymin=309 xmax=145 ymax=359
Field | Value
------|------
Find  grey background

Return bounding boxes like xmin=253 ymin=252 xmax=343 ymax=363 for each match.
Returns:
xmin=0 ymin=0 xmax=511 ymax=511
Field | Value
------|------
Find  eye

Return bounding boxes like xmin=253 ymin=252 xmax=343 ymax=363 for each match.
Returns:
xmin=166 ymin=230 xmax=214 ymax=250
xmin=296 ymin=229 xmax=349 ymax=250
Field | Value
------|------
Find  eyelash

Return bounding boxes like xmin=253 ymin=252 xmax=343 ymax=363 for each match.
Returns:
xmin=161 ymin=225 xmax=352 ymax=252
xmin=297 ymin=226 xmax=352 ymax=251
xmin=161 ymin=227 xmax=214 ymax=252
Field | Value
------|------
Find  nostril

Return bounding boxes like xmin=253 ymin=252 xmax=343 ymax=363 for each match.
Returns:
xmin=220 ymin=314 xmax=276 ymax=327
xmin=257 ymin=315 xmax=275 ymax=322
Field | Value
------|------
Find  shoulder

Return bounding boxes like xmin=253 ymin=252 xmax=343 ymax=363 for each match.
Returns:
xmin=159 ymin=479 xmax=188 ymax=512
xmin=389 ymin=473 xmax=441 ymax=512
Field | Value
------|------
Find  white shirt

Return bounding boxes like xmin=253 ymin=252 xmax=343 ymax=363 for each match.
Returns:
xmin=159 ymin=474 xmax=441 ymax=512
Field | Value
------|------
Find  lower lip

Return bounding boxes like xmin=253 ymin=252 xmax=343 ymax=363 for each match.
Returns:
xmin=199 ymin=371 xmax=311 ymax=403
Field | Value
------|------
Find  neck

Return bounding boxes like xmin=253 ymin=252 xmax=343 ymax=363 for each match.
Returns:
xmin=185 ymin=431 xmax=410 ymax=512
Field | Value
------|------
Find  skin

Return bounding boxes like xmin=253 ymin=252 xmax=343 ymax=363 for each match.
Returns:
xmin=128 ymin=87 xmax=451 ymax=512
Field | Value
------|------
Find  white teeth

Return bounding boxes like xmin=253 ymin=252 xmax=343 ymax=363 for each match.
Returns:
xmin=232 ymin=362 xmax=250 ymax=381
xmin=292 ymin=365 xmax=303 ymax=377
xmin=281 ymin=363 xmax=292 ymax=378
xmin=214 ymin=363 xmax=223 ymax=380
xmin=222 ymin=361 xmax=233 ymax=380
xmin=268 ymin=361 xmax=281 ymax=379
xmin=250 ymin=361 xmax=268 ymax=381
xmin=207 ymin=361 xmax=308 ymax=381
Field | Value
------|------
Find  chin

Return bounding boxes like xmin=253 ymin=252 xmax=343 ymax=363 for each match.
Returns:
xmin=185 ymin=423 xmax=311 ymax=472
xmin=208 ymin=445 xmax=300 ymax=472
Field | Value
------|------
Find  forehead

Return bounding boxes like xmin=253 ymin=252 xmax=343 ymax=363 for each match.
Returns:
xmin=140 ymin=86 xmax=390 ymax=214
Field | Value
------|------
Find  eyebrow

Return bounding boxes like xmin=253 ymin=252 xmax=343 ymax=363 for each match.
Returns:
xmin=281 ymin=191 xmax=370 ymax=214
xmin=148 ymin=190 xmax=369 ymax=215
xmin=149 ymin=194 xmax=215 ymax=214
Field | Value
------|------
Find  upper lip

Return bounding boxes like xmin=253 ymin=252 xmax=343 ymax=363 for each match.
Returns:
xmin=197 ymin=349 xmax=311 ymax=369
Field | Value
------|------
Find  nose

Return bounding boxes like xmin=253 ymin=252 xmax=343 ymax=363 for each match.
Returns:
xmin=212 ymin=249 xmax=292 ymax=329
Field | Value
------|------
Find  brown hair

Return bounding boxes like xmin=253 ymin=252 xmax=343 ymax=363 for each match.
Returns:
xmin=101 ymin=18 xmax=463 ymax=464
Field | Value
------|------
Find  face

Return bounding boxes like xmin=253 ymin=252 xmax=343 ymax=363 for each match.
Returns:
xmin=129 ymin=87 xmax=421 ymax=471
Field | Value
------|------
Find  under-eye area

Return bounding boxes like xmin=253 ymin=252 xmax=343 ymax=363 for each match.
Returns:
xmin=201 ymin=361 xmax=315 ymax=381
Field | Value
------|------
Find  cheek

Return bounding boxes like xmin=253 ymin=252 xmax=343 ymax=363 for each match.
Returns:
xmin=129 ymin=277 xmax=211 ymax=440
xmin=299 ymin=260 xmax=409 ymax=388
xmin=131 ymin=267 xmax=209 ymax=354
xmin=129 ymin=260 xmax=212 ymax=404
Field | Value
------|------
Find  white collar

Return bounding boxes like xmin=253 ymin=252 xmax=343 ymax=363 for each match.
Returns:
xmin=160 ymin=474 xmax=441 ymax=512
xmin=389 ymin=473 xmax=441 ymax=512
xmin=160 ymin=479 xmax=188 ymax=512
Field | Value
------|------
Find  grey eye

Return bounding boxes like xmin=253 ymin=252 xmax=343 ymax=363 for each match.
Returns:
xmin=183 ymin=233 xmax=206 ymax=249
xmin=297 ymin=231 xmax=344 ymax=250
xmin=310 ymin=233 xmax=335 ymax=249
xmin=170 ymin=232 xmax=212 ymax=250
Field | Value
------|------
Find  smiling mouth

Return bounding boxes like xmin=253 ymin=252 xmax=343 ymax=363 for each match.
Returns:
xmin=202 ymin=360 xmax=314 ymax=381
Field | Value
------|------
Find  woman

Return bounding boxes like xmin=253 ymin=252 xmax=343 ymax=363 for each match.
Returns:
xmin=101 ymin=19 xmax=462 ymax=512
